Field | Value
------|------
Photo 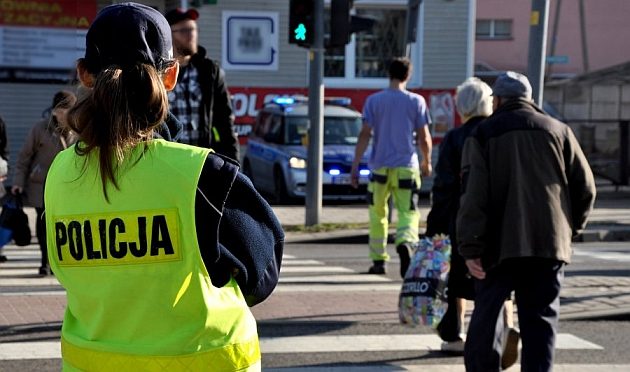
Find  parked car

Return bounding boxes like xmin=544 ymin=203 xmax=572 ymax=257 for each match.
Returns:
xmin=242 ymin=96 xmax=371 ymax=203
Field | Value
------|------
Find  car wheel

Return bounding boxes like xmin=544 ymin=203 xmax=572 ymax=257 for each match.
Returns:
xmin=273 ymin=167 xmax=288 ymax=205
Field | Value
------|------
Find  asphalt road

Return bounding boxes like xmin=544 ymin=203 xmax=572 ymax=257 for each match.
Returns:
xmin=1 ymin=240 xmax=630 ymax=371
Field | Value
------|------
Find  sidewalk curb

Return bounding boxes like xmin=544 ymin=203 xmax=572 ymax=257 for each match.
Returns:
xmin=285 ymin=229 xmax=370 ymax=244
xmin=285 ymin=227 xmax=630 ymax=244
xmin=561 ymin=307 xmax=630 ymax=321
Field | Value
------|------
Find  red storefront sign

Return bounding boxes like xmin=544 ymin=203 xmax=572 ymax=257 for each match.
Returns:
xmin=0 ymin=0 xmax=96 ymax=29
xmin=0 ymin=0 xmax=97 ymax=75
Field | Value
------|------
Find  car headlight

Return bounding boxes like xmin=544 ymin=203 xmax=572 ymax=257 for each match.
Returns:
xmin=289 ymin=157 xmax=307 ymax=169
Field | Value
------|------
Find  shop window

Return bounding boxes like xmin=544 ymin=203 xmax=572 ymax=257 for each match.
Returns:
xmin=476 ymin=19 xmax=512 ymax=40
xmin=355 ymin=8 xmax=405 ymax=77
xmin=324 ymin=7 xmax=406 ymax=79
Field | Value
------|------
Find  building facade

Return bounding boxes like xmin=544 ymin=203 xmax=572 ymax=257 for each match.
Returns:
xmin=475 ymin=0 xmax=630 ymax=79
xmin=474 ymin=0 xmax=630 ymax=186
xmin=0 ymin=0 xmax=474 ymax=171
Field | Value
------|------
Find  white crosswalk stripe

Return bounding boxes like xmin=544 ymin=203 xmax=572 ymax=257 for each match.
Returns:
xmin=572 ymin=249 xmax=630 ymax=262
xmin=259 ymin=333 xmax=603 ymax=353
xmin=277 ymin=251 xmax=397 ymax=291
xmin=0 ymin=246 xmax=62 ymax=298
xmin=279 ymin=274 xmax=392 ymax=283
xmin=265 ymin=365 xmax=630 ymax=372
xmin=280 ymin=266 xmax=353 ymax=273
xmin=0 ymin=333 xmax=604 ymax=361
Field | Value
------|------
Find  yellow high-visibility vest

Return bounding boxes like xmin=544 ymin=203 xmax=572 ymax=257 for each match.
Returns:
xmin=45 ymin=139 xmax=260 ymax=371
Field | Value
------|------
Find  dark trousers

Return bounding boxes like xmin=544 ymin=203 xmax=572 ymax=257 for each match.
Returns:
xmin=438 ymin=242 xmax=474 ymax=342
xmin=36 ymin=207 xmax=47 ymax=268
xmin=437 ymin=288 xmax=462 ymax=341
xmin=464 ymin=257 xmax=564 ymax=372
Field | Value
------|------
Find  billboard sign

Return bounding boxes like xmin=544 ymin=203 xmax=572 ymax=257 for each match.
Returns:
xmin=0 ymin=0 xmax=97 ymax=82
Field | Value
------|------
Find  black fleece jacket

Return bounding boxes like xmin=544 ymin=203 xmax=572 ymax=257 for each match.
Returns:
xmin=156 ymin=116 xmax=284 ymax=307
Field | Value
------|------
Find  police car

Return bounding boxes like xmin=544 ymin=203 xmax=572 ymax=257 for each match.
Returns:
xmin=242 ymin=96 xmax=371 ymax=203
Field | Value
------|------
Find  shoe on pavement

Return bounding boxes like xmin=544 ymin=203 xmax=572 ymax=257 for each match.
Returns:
xmin=396 ymin=243 xmax=412 ymax=278
xmin=368 ymin=260 xmax=386 ymax=274
xmin=38 ymin=266 xmax=51 ymax=276
xmin=501 ymin=327 xmax=520 ymax=370
xmin=0 ymin=255 xmax=7 ymax=262
xmin=440 ymin=339 xmax=465 ymax=355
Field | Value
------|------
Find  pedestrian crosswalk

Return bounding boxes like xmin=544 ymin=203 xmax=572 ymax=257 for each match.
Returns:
xmin=0 ymin=245 xmax=61 ymax=295
xmin=0 ymin=246 xmax=622 ymax=371
xmin=260 ymin=333 xmax=603 ymax=353
xmin=264 ymin=366 xmax=630 ymax=372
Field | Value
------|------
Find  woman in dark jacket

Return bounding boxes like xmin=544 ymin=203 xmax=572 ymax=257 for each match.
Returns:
xmin=12 ymin=91 xmax=77 ymax=275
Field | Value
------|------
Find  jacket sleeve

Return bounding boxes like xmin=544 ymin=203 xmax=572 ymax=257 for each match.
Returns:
xmin=456 ymin=136 xmax=489 ymax=259
xmin=564 ymin=127 xmax=596 ymax=235
xmin=211 ymin=65 xmax=240 ymax=162
xmin=0 ymin=116 xmax=7 ymax=160
xmin=218 ymin=172 xmax=284 ymax=307
xmin=13 ymin=123 xmax=40 ymax=188
xmin=425 ymin=131 xmax=457 ymax=236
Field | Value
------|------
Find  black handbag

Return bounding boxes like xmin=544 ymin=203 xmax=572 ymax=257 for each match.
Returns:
xmin=0 ymin=193 xmax=32 ymax=246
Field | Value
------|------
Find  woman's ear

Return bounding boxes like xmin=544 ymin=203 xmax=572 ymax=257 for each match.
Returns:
xmin=162 ymin=62 xmax=179 ymax=91
xmin=76 ymin=59 xmax=95 ymax=88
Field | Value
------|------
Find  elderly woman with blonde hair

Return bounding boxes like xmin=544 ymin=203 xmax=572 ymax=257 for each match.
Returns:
xmin=425 ymin=77 xmax=519 ymax=368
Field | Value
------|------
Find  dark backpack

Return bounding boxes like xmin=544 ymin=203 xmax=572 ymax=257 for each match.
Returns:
xmin=0 ymin=193 xmax=32 ymax=246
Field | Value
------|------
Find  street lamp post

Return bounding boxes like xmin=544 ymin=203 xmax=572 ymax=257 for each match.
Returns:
xmin=526 ymin=0 xmax=550 ymax=106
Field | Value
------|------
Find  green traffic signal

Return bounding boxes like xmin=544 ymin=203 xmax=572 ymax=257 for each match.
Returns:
xmin=294 ymin=23 xmax=307 ymax=41
xmin=289 ymin=0 xmax=313 ymax=47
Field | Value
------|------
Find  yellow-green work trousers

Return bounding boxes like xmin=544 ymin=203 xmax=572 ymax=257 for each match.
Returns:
xmin=367 ymin=167 xmax=421 ymax=261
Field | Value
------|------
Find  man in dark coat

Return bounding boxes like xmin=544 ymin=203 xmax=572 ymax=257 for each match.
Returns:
xmin=426 ymin=78 xmax=519 ymax=363
xmin=165 ymin=8 xmax=240 ymax=162
xmin=457 ymin=71 xmax=596 ymax=372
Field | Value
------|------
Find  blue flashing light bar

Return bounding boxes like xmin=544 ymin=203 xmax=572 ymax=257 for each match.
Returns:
xmin=273 ymin=97 xmax=295 ymax=105
xmin=324 ymin=97 xmax=352 ymax=107
xmin=329 ymin=169 xmax=341 ymax=176
xmin=359 ymin=169 xmax=370 ymax=176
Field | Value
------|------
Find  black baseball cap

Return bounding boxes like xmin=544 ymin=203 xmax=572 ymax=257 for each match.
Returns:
xmin=165 ymin=8 xmax=199 ymax=26
xmin=84 ymin=2 xmax=173 ymax=73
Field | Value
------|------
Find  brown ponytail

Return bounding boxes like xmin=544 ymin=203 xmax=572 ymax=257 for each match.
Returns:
xmin=67 ymin=59 xmax=171 ymax=201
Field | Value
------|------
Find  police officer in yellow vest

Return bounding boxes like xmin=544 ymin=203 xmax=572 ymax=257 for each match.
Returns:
xmin=44 ymin=3 xmax=283 ymax=371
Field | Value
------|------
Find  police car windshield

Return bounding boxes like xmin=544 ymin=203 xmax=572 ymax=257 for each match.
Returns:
xmin=286 ymin=117 xmax=362 ymax=145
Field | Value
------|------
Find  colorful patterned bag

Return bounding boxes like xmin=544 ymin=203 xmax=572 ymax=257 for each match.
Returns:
xmin=398 ymin=234 xmax=452 ymax=328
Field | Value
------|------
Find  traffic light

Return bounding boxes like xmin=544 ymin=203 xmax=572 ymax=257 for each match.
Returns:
xmin=329 ymin=0 xmax=351 ymax=48
xmin=405 ymin=0 xmax=423 ymax=44
xmin=328 ymin=0 xmax=377 ymax=49
xmin=289 ymin=0 xmax=315 ymax=47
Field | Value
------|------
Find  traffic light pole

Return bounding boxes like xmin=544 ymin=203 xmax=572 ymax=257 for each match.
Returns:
xmin=526 ymin=0 xmax=550 ymax=106
xmin=305 ymin=0 xmax=324 ymax=226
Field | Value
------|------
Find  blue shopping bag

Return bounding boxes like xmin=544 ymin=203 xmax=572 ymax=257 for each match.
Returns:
xmin=0 ymin=226 xmax=12 ymax=247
